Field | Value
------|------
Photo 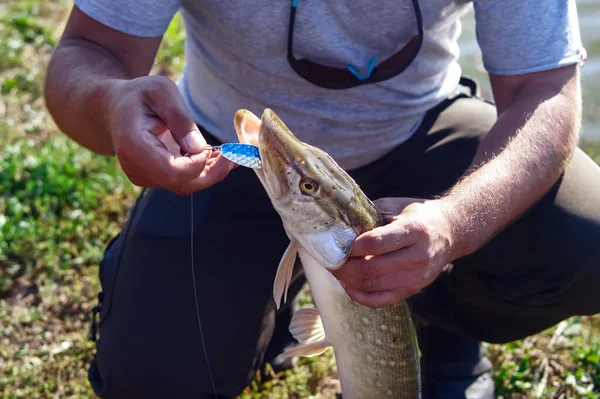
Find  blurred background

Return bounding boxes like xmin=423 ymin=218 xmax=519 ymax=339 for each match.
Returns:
xmin=0 ymin=0 xmax=598 ymax=398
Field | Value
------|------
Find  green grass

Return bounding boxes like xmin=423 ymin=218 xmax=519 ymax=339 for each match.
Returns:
xmin=154 ymin=12 xmax=185 ymax=76
xmin=0 ymin=1 xmax=139 ymax=398
xmin=1 ymin=1 xmax=599 ymax=398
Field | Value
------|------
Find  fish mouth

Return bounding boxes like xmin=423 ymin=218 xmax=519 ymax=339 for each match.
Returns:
xmin=258 ymin=109 xmax=310 ymax=198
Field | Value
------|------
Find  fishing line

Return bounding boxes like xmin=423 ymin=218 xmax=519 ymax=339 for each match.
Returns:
xmin=190 ymin=159 xmax=218 ymax=398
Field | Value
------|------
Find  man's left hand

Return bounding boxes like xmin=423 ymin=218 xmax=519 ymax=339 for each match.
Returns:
xmin=331 ymin=197 xmax=461 ymax=309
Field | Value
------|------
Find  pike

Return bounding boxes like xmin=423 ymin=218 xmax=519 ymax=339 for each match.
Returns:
xmin=234 ymin=109 xmax=421 ymax=399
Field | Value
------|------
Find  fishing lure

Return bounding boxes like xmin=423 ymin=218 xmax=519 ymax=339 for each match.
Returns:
xmin=211 ymin=143 xmax=262 ymax=169
xmin=182 ymin=143 xmax=262 ymax=169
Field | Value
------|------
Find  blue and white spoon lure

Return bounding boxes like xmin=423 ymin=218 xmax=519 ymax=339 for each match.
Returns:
xmin=210 ymin=143 xmax=261 ymax=169
xmin=182 ymin=143 xmax=262 ymax=169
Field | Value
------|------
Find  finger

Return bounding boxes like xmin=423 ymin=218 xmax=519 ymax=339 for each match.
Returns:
xmin=175 ymin=154 xmax=237 ymax=195
xmin=127 ymin=173 xmax=161 ymax=188
xmin=114 ymin=111 xmax=205 ymax=183
xmin=333 ymin=245 xmax=422 ymax=281
xmin=142 ymin=76 xmax=206 ymax=154
xmin=344 ymin=287 xmax=417 ymax=309
xmin=350 ymin=221 xmax=419 ymax=257
xmin=373 ymin=197 xmax=414 ymax=216
xmin=169 ymin=149 xmax=211 ymax=181
xmin=157 ymin=129 xmax=184 ymax=156
xmin=128 ymin=131 xmax=208 ymax=188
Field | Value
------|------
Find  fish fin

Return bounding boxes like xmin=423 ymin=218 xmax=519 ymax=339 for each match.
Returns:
xmin=279 ymin=340 xmax=331 ymax=359
xmin=289 ymin=308 xmax=326 ymax=344
xmin=234 ymin=109 xmax=261 ymax=146
xmin=273 ymin=240 xmax=298 ymax=310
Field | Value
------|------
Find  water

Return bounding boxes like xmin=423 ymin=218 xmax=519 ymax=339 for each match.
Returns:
xmin=456 ymin=0 xmax=600 ymax=140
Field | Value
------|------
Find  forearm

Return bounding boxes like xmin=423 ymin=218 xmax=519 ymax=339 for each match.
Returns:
xmin=44 ymin=39 xmax=130 ymax=155
xmin=443 ymin=70 xmax=581 ymax=257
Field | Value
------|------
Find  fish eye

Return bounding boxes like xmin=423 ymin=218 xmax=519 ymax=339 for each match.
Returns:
xmin=300 ymin=178 xmax=319 ymax=194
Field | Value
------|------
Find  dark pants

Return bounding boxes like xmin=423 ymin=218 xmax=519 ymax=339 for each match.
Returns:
xmin=88 ymin=80 xmax=600 ymax=398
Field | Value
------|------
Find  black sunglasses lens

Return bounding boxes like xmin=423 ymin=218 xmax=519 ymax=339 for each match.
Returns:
xmin=287 ymin=0 xmax=423 ymax=89
xmin=288 ymin=57 xmax=367 ymax=89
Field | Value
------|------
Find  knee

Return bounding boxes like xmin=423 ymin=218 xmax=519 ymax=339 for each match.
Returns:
xmin=457 ymin=266 xmax=599 ymax=343
xmin=429 ymin=266 xmax=585 ymax=343
xmin=92 ymin=314 xmax=263 ymax=398
xmin=556 ymin=216 xmax=600 ymax=316
xmin=568 ymin=258 xmax=600 ymax=316
xmin=92 ymin=341 xmax=188 ymax=399
xmin=92 ymin=334 xmax=233 ymax=398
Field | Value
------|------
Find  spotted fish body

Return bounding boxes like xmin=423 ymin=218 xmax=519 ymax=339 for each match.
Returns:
xmin=234 ymin=109 xmax=421 ymax=399
xmin=303 ymin=252 xmax=421 ymax=399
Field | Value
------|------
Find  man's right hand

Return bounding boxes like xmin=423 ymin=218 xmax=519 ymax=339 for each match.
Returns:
xmin=106 ymin=75 xmax=235 ymax=195
xmin=45 ymin=6 xmax=235 ymax=195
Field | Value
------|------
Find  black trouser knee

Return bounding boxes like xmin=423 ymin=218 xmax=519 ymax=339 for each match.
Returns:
xmin=410 ymin=148 xmax=600 ymax=343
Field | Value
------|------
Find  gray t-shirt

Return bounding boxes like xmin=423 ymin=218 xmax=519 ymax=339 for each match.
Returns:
xmin=75 ymin=0 xmax=583 ymax=170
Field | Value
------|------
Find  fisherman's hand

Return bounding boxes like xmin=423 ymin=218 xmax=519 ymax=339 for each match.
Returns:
xmin=107 ymin=75 xmax=235 ymax=194
xmin=332 ymin=197 xmax=460 ymax=309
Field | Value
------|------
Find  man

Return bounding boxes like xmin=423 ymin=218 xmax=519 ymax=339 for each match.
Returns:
xmin=45 ymin=0 xmax=599 ymax=398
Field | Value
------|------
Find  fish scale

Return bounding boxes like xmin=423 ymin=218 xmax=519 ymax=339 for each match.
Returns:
xmin=334 ymin=296 xmax=420 ymax=398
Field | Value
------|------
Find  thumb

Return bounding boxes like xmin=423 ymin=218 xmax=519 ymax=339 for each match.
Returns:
xmin=142 ymin=77 xmax=206 ymax=154
xmin=373 ymin=197 xmax=423 ymax=219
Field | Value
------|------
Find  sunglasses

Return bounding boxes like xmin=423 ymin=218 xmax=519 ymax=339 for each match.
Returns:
xmin=287 ymin=0 xmax=424 ymax=90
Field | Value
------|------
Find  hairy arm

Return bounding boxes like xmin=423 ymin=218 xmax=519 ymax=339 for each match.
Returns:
xmin=443 ymin=65 xmax=581 ymax=257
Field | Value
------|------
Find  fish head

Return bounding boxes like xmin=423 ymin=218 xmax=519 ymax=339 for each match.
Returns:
xmin=234 ymin=109 xmax=382 ymax=270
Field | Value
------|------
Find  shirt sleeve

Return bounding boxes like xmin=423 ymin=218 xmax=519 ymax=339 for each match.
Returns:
xmin=74 ymin=0 xmax=182 ymax=37
xmin=473 ymin=0 xmax=584 ymax=75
